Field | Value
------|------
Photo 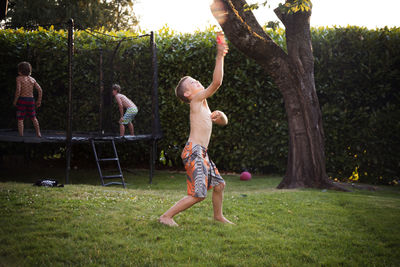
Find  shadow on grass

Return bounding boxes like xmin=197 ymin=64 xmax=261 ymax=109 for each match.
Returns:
xmin=0 ymin=160 xmax=284 ymax=192
xmin=1 ymin=161 xmax=398 ymax=196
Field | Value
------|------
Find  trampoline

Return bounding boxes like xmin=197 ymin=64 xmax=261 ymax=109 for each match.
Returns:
xmin=0 ymin=19 xmax=162 ymax=185
xmin=0 ymin=129 xmax=153 ymax=143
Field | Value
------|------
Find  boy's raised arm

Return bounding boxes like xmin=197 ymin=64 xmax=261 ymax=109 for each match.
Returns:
xmin=194 ymin=33 xmax=228 ymax=101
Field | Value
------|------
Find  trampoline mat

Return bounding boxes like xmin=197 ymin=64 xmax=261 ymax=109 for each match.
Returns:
xmin=0 ymin=129 xmax=153 ymax=143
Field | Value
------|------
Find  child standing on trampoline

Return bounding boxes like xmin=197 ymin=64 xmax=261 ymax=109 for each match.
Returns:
xmin=112 ymin=84 xmax=138 ymax=136
xmin=159 ymin=32 xmax=233 ymax=227
xmin=13 ymin=61 xmax=42 ymax=137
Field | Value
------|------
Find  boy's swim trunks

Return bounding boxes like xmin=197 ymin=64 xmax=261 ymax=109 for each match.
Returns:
xmin=181 ymin=142 xmax=225 ymax=198
xmin=121 ymin=106 xmax=138 ymax=124
xmin=16 ymin=97 xmax=36 ymax=120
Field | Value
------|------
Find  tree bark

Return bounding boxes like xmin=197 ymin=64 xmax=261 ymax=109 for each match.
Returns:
xmin=211 ymin=0 xmax=346 ymax=190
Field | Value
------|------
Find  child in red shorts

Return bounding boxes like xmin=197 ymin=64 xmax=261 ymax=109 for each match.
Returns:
xmin=13 ymin=62 xmax=42 ymax=137
xmin=159 ymin=32 xmax=233 ymax=227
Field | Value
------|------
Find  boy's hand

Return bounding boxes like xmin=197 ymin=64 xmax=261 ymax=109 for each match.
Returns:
xmin=216 ymin=32 xmax=228 ymax=57
xmin=211 ymin=110 xmax=228 ymax=126
xmin=119 ymin=117 xmax=124 ymax=124
xmin=36 ymin=101 xmax=41 ymax=108
xmin=211 ymin=110 xmax=221 ymax=121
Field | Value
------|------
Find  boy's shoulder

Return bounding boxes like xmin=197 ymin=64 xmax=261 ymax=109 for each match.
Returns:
xmin=189 ymin=98 xmax=207 ymax=111
xmin=114 ymin=93 xmax=124 ymax=101
xmin=17 ymin=75 xmax=35 ymax=81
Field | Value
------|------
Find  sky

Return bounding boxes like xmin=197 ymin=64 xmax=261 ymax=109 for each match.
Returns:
xmin=135 ymin=0 xmax=399 ymax=33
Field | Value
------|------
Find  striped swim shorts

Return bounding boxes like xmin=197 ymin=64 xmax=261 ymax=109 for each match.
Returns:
xmin=181 ymin=142 xmax=225 ymax=198
xmin=16 ymin=97 xmax=36 ymax=120
xmin=121 ymin=106 xmax=138 ymax=124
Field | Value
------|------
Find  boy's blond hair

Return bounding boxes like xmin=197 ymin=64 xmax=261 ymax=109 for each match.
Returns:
xmin=18 ymin=62 xmax=32 ymax=76
xmin=112 ymin=83 xmax=121 ymax=93
xmin=175 ymin=76 xmax=190 ymax=103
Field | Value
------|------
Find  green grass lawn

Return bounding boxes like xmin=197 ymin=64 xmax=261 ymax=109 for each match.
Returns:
xmin=0 ymin=168 xmax=399 ymax=266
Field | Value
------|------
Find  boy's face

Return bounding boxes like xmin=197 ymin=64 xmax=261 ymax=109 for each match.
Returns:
xmin=183 ymin=77 xmax=204 ymax=100
xmin=112 ymin=89 xmax=118 ymax=96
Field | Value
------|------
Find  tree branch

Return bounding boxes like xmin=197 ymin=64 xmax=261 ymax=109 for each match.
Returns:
xmin=274 ymin=4 xmax=314 ymax=75
xmin=211 ymin=0 xmax=288 ymax=77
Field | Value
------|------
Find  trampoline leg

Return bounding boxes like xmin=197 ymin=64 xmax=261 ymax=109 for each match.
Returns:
xmin=149 ymin=139 xmax=156 ymax=184
xmin=65 ymin=142 xmax=71 ymax=184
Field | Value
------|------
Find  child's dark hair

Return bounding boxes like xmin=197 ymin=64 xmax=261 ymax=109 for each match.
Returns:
xmin=175 ymin=76 xmax=190 ymax=103
xmin=18 ymin=61 xmax=32 ymax=76
xmin=112 ymin=84 xmax=121 ymax=93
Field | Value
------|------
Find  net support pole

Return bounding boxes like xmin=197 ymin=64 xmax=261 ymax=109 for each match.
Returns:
xmin=66 ymin=18 xmax=74 ymax=184
xmin=99 ymin=48 xmax=104 ymax=135
xmin=149 ymin=31 xmax=160 ymax=184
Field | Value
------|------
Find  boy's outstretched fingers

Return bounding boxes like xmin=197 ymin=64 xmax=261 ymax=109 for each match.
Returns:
xmin=159 ymin=215 xmax=179 ymax=227
xmin=223 ymin=45 xmax=229 ymax=56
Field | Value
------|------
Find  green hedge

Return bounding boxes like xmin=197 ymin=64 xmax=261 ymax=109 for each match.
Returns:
xmin=312 ymin=26 xmax=400 ymax=184
xmin=0 ymin=26 xmax=398 ymax=184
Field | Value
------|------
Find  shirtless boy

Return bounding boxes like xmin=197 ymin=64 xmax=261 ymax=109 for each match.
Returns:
xmin=159 ymin=32 xmax=233 ymax=227
xmin=112 ymin=84 xmax=138 ymax=136
xmin=13 ymin=61 xmax=42 ymax=137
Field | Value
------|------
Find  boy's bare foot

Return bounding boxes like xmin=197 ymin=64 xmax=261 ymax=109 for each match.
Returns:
xmin=159 ymin=215 xmax=179 ymax=227
xmin=214 ymin=216 xmax=235 ymax=225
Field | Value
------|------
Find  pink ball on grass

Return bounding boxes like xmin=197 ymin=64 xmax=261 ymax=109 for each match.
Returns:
xmin=240 ymin=171 xmax=252 ymax=181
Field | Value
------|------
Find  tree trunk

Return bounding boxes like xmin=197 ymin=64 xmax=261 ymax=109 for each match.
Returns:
xmin=211 ymin=0 xmax=346 ymax=190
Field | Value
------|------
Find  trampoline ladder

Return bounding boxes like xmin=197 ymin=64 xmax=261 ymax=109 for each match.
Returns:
xmin=91 ymin=139 xmax=126 ymax=188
